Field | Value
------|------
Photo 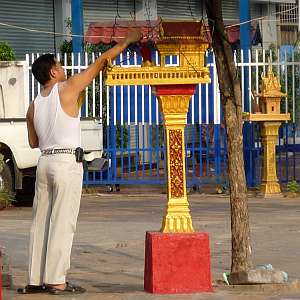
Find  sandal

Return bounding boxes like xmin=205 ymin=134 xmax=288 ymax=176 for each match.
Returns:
xmin=17 ymin=284 xmax=49 ymax=294
xmin=48 ymin=282 xmax=86 ymax=295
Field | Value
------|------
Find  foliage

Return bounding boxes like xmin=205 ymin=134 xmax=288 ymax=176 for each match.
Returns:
xmin=116 ymin=124 xmax=128 ymax=148
xmin=0 ymin=42 xmax=15 ymax=61
xmin=59 ymin=40 xmax=72 ymax=55
xmin=0 ymin=154 xmax=14 ymax=209
xmin=0 ymin=190 xmax=13 ymax=209
xmin=59 ymin=17 xmax=72 ymax=55
xmin=85 ymin=43 xmax=113 ymax=54
xmin=0 ymin=153 xmax=3 ymax=173
xmin=65 ymin=17 xmax=72 ymax=31
xmin=286 ymin=180 xmax=300 ymax=194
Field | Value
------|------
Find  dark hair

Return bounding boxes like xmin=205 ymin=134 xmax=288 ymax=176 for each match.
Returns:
xmin=32 ymin=54 xmax=56 ymax=85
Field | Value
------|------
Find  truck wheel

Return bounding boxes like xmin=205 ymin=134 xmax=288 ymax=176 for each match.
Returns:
xmin=15 ymin=177 xmax=35 ymax=206
xmin=0 ymin=162 xmax=14 ymax=196
xmin=106 ymin=185 xmax=114 ymax=193
xmin=0 ymin=162 xmax=14 ymax=209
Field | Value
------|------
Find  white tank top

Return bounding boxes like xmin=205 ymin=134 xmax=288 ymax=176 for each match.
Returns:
xmin=33 ymin=83 xmax=81 ymax=151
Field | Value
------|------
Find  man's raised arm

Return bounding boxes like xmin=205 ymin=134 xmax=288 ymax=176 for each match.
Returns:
xmin=63 ymin=29 xmax=142 ymax=97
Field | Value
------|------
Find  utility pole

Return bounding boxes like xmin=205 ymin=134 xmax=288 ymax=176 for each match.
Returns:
xmin=240 ymin=0 xmax=254 ymax=186
xmin=71 ymin=0 xmax=83 ymax=54
xmin=71 ymin=0 xmax=85 ymax=115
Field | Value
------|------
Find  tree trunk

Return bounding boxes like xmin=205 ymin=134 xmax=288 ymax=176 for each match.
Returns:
xmin=205 ymin=0 xmax=253 ymax=273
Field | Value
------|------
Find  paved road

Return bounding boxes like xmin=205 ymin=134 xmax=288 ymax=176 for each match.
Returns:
xmin=1 ymin=190 xmax=300 ymax=299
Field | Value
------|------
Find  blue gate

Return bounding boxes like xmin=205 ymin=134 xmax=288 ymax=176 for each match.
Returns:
xmin=27 ymin=48 xmax=300 ymax=189
xmin=83 ymin=51 xmax=228 ymax=188
xmin=246 ymin=122 xmax=300 ymax=186
xmin=82 ymin=48 xmax=300 ymax=188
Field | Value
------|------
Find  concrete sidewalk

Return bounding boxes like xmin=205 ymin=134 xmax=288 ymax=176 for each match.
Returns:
xmin=1 ymin=190 xmax=300 ymax=300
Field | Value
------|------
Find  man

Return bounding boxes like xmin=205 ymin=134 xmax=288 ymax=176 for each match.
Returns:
xmin=18 ymin=29 xmax=141 ymax=295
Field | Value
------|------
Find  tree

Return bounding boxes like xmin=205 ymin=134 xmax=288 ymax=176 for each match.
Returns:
xmin=204 ymin=0 xmax=253 ymax=274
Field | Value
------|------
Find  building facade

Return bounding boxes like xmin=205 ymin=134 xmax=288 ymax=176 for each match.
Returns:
xmin=0 ymin=0 xmax=297 ymax=59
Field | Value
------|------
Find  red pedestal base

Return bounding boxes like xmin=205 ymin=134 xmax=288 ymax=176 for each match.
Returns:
xmin=144 ymin=231 xmax=212 ymax=294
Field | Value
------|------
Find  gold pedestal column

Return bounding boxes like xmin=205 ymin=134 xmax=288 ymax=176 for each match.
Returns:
xmin=260 ymin=121 xmax=282 ymax=196
xmin=157 ymin=94 xmax=194 ymax=233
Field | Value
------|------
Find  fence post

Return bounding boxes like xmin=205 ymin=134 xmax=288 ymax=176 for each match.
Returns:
xmin=71 ymin=0 xmax=83 ymax=55
xmin=109 ymin=87 xmax=117 ymax=184
xmin=71 ymin=1 xmax=85 ymax=117
xmin=240 ymin=0 xmax=255 ymax=186
xmin=211 ymin=53 xmax=222 ymax=181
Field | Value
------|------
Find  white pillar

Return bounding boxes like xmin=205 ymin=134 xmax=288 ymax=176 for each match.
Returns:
xmin=135 ymin=0 xmax=157 ymax=21
xmin=261 ymin=3 xmax=278 ymax=48
xmin=138 ymin=123 xmax=151 ymax=164
xmin=54 ymin=0 xmax=72 ymax=52
xmin=135 ymin=1 xmax=157 ymax=164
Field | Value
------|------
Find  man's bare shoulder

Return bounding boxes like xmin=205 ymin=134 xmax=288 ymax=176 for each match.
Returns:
xmin=58 ymin=80 xmax=80 ymax=106
xmin=57 ymin=81 xmax=68 ymax=92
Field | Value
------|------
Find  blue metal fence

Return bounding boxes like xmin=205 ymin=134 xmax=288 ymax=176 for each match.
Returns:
xmin=27 ymin=48 xmax=300 ymax=189
xmin=82 ymin=50 xmax=228 ymax=188
xmin=248 ymin=122 xmax=300 ymax=186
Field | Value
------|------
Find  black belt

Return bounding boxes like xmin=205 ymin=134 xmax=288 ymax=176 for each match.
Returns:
xmin=41 ymin=147 xmax=84 ymax=162
xmin=41 ymin=148 xmax=76 ymax=155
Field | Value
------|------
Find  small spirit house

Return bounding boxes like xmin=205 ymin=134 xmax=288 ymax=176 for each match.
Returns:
xmin=244 ymin=65 xmax=290 ymax=197
xmin=258 ymin=66 xmax=286 ymax=115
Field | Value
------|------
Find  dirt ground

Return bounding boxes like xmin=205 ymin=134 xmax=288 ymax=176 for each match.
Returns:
xmin=1 ymin=188 xmax=300 ymax=300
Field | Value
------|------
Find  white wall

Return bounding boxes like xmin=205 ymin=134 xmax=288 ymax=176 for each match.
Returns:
xmin=54 ymin=0 xmax=72 ymax=52
xmin=261 ymin=3 xmax=278 ymax=48
xmin=0 ymin=61 xmax=29 ymax=119
xmin=136 ymin=0 xmax=158 ymax=21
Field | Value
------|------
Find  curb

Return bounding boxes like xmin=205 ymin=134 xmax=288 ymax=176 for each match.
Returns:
xmin=215 ymin=279 xmax=300 ymax=294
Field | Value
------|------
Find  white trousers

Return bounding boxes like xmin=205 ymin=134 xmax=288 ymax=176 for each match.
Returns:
xmin=28 ymin=154 xmax=83 ymax=285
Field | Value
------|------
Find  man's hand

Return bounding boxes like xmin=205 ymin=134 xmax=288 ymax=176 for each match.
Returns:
xmin=125 ymin=28 xmax=143 ymax=45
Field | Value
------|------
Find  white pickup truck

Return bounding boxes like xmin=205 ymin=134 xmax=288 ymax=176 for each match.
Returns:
xmin=0 ymin=61 xmax=104 ymax=202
